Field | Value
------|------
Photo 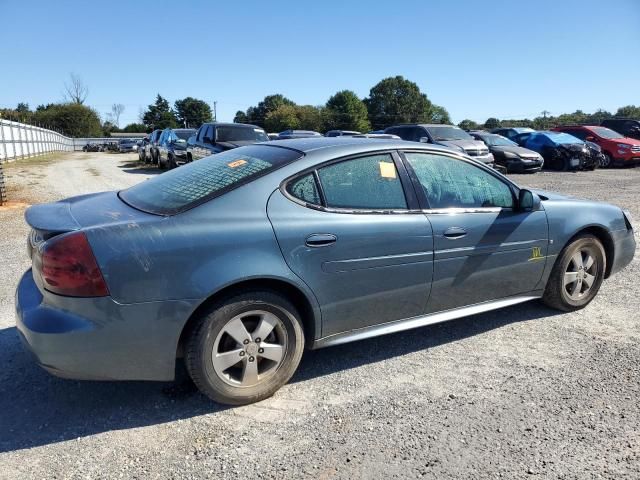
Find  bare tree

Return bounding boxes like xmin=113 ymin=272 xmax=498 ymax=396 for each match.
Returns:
xmin=111 ymin=103 xmax=125 ymax=127
xmin=63 ymin=73 xmax=88 ymax=104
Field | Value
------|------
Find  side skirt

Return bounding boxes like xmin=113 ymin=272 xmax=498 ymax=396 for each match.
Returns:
xmin=312 ymin=294 xmax=542 ymax=349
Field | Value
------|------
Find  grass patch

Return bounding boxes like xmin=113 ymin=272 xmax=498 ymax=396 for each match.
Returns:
xmin=2 ymin=152 xmax=71 ymax=169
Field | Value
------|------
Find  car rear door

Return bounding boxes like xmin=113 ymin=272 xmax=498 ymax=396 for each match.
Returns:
xmin=267 ymin=151 xmax=434 ymax=338
xmin=401 ymin=150 xmax=549 ymax=313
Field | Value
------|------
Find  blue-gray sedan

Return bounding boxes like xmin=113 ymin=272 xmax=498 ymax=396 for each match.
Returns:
xmin=16 ymin=138 xmax=636 ymax=404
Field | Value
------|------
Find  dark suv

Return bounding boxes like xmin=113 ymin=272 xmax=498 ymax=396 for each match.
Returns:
xmin=601 ymin=118 xmax=640 ymax=140
xmin=157 ymin=128 xmax=197 ymax=170
xmin=186 ymin=123 xmax=269 ymax=161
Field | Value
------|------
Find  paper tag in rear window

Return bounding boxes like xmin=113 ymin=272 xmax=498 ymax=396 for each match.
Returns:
xmin=379 ymin=162 xmax=397 ymax=179
xmin=227 ymin=159 xmax=247 ymax=168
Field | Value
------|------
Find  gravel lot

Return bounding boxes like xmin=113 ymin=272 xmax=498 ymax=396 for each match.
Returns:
xmin=0 ymin=153 xmax=638 ymax=479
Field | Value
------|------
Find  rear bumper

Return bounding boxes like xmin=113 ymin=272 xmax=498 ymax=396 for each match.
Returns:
xmin=15 ymin=269 xmax=198 ymax=381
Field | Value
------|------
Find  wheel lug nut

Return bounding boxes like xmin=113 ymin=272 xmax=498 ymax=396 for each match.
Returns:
xmin=243 ymin=339 xmax=249 ymax=345
xmin=249 ymin=356 xmax=255 ymax=362
xmin=239 ymin=351 xmax=245 ymax=356
xmin=255 ymin=338 xmax=261 ymax=343
xmin=258 ymin=348 xmax=264 ymax=354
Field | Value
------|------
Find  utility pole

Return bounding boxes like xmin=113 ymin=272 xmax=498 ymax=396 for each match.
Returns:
xmin=213 ymin=101 xmax=217 ymax=122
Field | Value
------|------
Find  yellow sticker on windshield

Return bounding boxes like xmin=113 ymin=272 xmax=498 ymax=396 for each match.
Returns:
xmin=227 ymin=159 xmax=247 ymax=168
xmin=379 ymin=162 xmax=397 ymax=179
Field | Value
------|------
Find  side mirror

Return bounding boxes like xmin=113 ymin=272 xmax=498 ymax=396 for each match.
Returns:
xmin=585 ymin=136 xmax=595 ymax=142
xmin=419 ymin=136 xmax=430 ymax=143
xmin=518 ymin=188 xmax=540 ymax=211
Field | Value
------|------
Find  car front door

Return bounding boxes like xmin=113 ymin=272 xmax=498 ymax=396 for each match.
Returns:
xmin=267 ymin=152 xmax=434 ymax=338
xmin=401 ymin=150 xmax=549 ymax=313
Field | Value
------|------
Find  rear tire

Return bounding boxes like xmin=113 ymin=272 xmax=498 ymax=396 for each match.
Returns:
xmin=542 ymin=234 xmax=606 ymax=312
xmin=186 ymin=291 xmax=305 ymax=405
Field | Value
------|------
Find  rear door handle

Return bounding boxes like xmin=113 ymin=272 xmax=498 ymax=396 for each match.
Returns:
xmin=306 ymin=233 xmax=337 ymax=247
xmin=443 ymin=227 xmax=467 ymax=239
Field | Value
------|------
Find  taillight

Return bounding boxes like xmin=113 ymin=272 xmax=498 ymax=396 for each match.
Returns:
xmin=40 ymin=231 xmax=109 ymax=297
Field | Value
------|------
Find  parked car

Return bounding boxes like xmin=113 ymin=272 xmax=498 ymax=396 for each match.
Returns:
xmin=601 ymin=118 xmax=640 ymax=141
xmin=157 ymin=128 xmax=197 ymax=170
xmin=118 ymin=139 xmax=138 ymax=153
xmin=512 ymin=131 xmax=598 ymax=171
xmin=138 ymin=137 xmax=149 ymax=162
xmin=187 ymin=123 xmax=269 ymax=161
xmin=267 ymin=133 xmax=280 ymax=140
xmin=17 ymin=138 xmax=636 ymax=405
xmin=102 ymin=141 xmax=119 ymax=152
xmin=145 ymin=129 xmax=164 ymax=164
xmin=325 ymin=130 xmax=361 ymax=137
xmin=82 ymin=143 xmax=103 ymax=152
xmin=491 ymin=127 xmax=535 ymax=140
xmin=469 ymin=131 xmax=544 ymax=173
xmin=384 ymin=124 xmax=495 ymax=165
xmin=276 ymin=130 xmax=323 ymax=140
xmin=552 ymin=125 xmax=640 ymax=167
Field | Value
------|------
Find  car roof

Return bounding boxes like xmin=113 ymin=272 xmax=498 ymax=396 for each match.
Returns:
xmin=203 ymin=122 xmax=263 ymax=129
xmin=263 ymin=136 xmax=455 ymax=155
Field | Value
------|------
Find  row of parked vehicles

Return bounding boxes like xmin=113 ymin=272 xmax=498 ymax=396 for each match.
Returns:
xmin=135 ymin=118 xmax=640 ymax=174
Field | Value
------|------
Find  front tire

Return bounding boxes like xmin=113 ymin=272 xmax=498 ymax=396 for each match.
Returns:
xmin=542 ymin=234 xmax=606 ymax=312
xmin=186 ymin=291 xmax=305 ymax=405
xmin=601 ymin=152 xmax=612 ymax=168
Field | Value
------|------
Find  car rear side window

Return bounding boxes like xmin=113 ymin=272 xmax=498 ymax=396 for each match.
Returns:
xmin=120 ymin=145 xmax=303 ymax=215
xmin=404 ymin=152 xmax=513 ymax=209
xmin=287 ymin=174 xmax=321 ymax=205
xmin=316 ymin=154 xmax=407 ymax=210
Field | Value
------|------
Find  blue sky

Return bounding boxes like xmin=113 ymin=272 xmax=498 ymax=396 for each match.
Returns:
xmin=2 ymin=0 xmax=639 ymax=127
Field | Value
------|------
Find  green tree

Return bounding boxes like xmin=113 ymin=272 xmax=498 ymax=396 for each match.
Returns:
xmin=121 ymin=123 xmax=148 ymax=133
xmin=174 ymin=97 xmax=212 ymax=128
xmin=142 ymin=94 xmax=178 ymax=129
xmin=364 ymin=76 xmax=438 ymax=130
xmin=16 ymin=103 xmax=30 ymax=113
xmin=324 ymin=90 xmax=371 ymax=132
xmin=33 ymin=103 xmax=102 ymax=137
xmin=234 ymin=110 xmax=248 ymax=123
xmin=296 ymin=105 xmax=324 ymax=131
xmin=615 ymin=105 xmax=640 ymax=118
xmin=484 ymin=117 xmax=501 ymax=129
xmin=102 ymin=120 xmax=119 ymax=136
xmin=244 ymin=94 xmax=296 ymax=127
xmin=458 ymin=119 xmax=479 ymax=130
xmin=431 ymin=104 xmax=451 ymax=124
xmin=264 ymin=104 xmax=301 ymax=132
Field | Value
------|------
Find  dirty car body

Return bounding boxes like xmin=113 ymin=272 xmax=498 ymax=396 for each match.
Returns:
xmin=16 ymin=138 xmax=635 ymax=389
xmin=513 ymin=131 xmax=598 ymax=171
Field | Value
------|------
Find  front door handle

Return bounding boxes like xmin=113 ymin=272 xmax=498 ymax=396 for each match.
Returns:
xmin=443 ymin=227 xmax=467 ymax=239
xmin=306 ymin=233 xmax=337 ymax=247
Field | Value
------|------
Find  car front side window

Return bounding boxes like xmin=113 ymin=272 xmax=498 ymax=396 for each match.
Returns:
xmin=316 ymin=154 xmax=407 ymax=210
xmin=404 ymin=152 xmax=513 ymax=209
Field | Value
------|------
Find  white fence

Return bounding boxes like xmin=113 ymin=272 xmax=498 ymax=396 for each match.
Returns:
xmin=0 ymin=119 xmax=74 ymax=163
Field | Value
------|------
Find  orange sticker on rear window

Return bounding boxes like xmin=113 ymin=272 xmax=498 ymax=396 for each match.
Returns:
xmin=227 ymin=159 xmax=247 ymax=168
xmin=379 ymin=162 xmax=397 ymax=179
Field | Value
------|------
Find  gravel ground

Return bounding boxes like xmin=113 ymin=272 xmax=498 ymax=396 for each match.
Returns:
xmin=0 ymin=153 xmax=638 ymax=479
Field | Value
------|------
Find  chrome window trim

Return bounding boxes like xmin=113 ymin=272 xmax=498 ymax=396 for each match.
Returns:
xmin=422 ymin=207 xmax=503 ymax=214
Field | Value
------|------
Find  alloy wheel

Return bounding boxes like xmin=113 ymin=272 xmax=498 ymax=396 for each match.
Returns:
xmin=601 ymin=153 xmax=612 ymax=168
xmin=563 ymin=249 xmax=598 ymax=301
xmin=212 ymin=310 xmax=287 ymax=387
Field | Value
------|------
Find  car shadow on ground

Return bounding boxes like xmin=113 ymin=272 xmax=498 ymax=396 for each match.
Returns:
xmin=118 ymin=161 xmax=161 ymax=175
xmin=0 ymin=300 xmax=560 ymax=453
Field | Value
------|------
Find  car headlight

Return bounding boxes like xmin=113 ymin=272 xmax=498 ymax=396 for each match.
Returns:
xmin=617 ymin=143 xmax=631 ymax=149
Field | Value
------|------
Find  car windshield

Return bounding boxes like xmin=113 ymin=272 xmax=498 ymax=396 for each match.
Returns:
xmin=480 ymin=135 xmax=517 ymax=147
xmin=425 ymin=126 xmax=473 ymax=141
xmin=119 ymin=146 xmax=302 ymax=215
xmin=175 ymin=130 xmax=195 ymax=140
xmin=546 ymin=132 xmax=582 ymax=145
xmin=590 ymin=126 xmax=624 ymax=139
xmin=216 ymin=126 xmax=269 ymax=142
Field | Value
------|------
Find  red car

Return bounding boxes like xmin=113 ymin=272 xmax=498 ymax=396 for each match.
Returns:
xmin=552 ymin=125 xmax=640 ymax=168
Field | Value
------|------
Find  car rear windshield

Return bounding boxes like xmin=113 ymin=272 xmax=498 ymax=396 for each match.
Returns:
xmin=119 ymin=145 xmax=303 ymax=215
xmin=217 ymin=126 xmax=269 ymax=142
xmin=425 ymin=126 xmax=473 ymax=141
xmin=176 ymin=130 xmax=195 ymax=140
